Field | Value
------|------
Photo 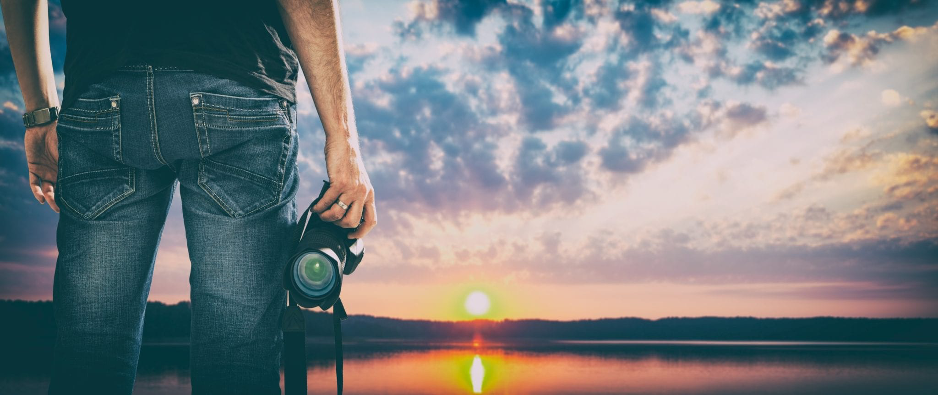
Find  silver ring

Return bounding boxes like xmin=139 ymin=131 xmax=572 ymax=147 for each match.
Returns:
xmin=335 ymin=200 xmax=349 ymax=210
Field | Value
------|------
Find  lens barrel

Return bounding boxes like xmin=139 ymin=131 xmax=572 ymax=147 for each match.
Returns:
xmin=292 ymin=250 xmax=338 ymax=298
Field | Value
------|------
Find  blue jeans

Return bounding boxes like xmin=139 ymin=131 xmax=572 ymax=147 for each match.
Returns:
xmin=48 ymin=63 xmax=299 ymax=395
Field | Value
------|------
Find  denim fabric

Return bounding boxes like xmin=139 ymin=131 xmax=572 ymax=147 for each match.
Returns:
xmin=48 ymin=63 xmax=299 ymax=395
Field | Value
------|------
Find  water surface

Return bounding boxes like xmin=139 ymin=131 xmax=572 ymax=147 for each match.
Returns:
xmin=1 ymin=340 xmax=934 ymax=394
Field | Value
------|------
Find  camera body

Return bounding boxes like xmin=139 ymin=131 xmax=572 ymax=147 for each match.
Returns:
xmin=283 ymin=181 xmax=364 ymax=309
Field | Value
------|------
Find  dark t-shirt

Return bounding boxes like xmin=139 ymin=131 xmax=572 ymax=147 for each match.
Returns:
xmin=60 ymin=1 xmax=299 ymax=110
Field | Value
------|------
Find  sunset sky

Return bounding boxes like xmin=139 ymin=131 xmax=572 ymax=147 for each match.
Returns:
xmin=0 ymin=0 xmax=936 ymax=321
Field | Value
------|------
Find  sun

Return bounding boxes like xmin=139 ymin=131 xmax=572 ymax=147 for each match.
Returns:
xmin=464 ymin=291 xmax=491 ymax=316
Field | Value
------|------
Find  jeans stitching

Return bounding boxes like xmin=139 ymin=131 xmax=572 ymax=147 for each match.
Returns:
xmin=240 ymin=196 xmax=277 ymax=217
xmin=112 ymin=97 xmax=123 ymax=164
xmin=58 ymin=167 xmax=126 ymax=182
xmin=147 ymin=66 xmax=170 ymax=166
xmin=275 ymin=128 xmax=293 ymax=205
xmin=200 ymin=107 xmax=284 ymax=124
xmin=197 ymin=163 xmax=239 ymax=217
xmin=197 ymin=160 xmax=281 ymax=218
xmin=205 ymin=157 xmax=280 ymax=185
xmin=58 ymin=112 xmax=119 ymax=129
xmin=59 ymin=167 xmax=135 ymax=220
xmin=280 ymin=100 xmax=292 ymax=128
xmin=192 ymin=94 xmax=208 ymax=158
xmin=88 ymin=168 xmax=136 ymax=220
xmin=59 ymin=107 xmax=119 ymax=114
xmin=199 ymin=104 xmax=287 ymax=112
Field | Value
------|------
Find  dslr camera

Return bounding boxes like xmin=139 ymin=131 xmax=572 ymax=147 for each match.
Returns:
xmin=283 ymin=180 xmax=365 ymax=310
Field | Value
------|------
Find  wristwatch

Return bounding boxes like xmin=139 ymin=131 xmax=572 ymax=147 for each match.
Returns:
xmin=23 ymin=106 xmax=59 ymax=128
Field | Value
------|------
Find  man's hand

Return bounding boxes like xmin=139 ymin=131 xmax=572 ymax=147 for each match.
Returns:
xmin=2 ymin=0 xmax=61 ymax=213
xmin=25 ymin=122 xmax=60 ymax=213
xmin=312 ymin=139 xmax=376 ymax=239
xmin=276 ymin=0 xmax=377 ymax=239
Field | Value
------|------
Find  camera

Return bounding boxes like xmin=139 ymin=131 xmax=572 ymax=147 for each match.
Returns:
xmin=283 ymin=180 xmax=364 ymax=310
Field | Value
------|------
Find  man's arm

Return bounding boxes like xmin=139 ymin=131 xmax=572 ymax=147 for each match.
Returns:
xmin=276 ymin=0 xmax=376 ymax=239
xmin=1 ymin=0 xmax=61 ymax=213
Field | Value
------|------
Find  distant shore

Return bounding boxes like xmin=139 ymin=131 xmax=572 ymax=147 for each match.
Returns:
xmin=2 ymin=300 xmax=936 ymax=344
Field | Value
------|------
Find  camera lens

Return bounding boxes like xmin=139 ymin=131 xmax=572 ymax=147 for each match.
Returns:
xmin=292 ymin=251 xmax=336 ymax=298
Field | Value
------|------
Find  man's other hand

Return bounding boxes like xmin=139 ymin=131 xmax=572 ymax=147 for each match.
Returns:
xmin=25 ymin=122 xmax=59 ymax=213
xmin=312 ymin=138 xmax=376 ymax=239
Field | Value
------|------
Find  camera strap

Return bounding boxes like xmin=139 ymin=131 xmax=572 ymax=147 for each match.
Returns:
xmin=284 ymin=293 xmax=348 ymax=395
xmin=282 ymin=295 xmax=306 ymax=395
xmin=333 ymin=299 xmax=348 ymax=393
xmin=284 ymin=191 xmax=351 ymax=394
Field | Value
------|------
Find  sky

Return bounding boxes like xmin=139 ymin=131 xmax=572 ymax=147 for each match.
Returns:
xmin=0 ymin=0 xmax=936 ymax=321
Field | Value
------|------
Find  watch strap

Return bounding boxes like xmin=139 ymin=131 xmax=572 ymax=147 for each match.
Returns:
xmin=23 ymin=106 xmax=59 ymax=128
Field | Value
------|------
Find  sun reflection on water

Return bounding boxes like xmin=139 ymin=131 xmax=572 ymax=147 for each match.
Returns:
xmin=470 ymin=355 xmax=485 ymax=393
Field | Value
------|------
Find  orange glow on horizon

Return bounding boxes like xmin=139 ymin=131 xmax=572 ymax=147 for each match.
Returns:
xmin=136 ymin=281 xmax=939 ymax=321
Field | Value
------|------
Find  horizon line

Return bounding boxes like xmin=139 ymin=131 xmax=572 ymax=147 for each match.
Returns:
xmin=3 ymin=298 xmax=937 ymax=323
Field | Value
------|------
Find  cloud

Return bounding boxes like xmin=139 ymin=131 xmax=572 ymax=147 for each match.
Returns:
xmin=357 ymin=223 xmax=938 ymax=300
xmin=876 ymin=152 xmax=938 ymax=202
xmin=344 ymin=43 xmax=380 ymax=77
xmin=614 ymin=2 xmax=687 ymax=53
xmin=774 ymin=145 xmax=882 ymax=201
xmin=720 ymin=101 xmax=768 ymax=137
xmin=599 ymin=113 xmax=695 ymax=174
xmin=816 ymin=147 xmax=881 ymax=180
xmin=695 ymin=100 xmax=770 ymax=139
xmin=395 ymin=0 xmax=507 ymax=39
xmin=724 ymin=61 xmax=804 ymax=89
xmin=553 ymin=139 xmax=589 ymax=164
xmin=2 ymin=101 xmax=18 ymax=111
xmin=919 ymin=110 xmax=937 ymax=131
xmin=583 ymin=58 xmax=631 ymax=109
xmin=881 ymin=89 xmax=902 ymax=106
xmin=510 ymin=136 xmax=591 ymax=206
xmin=780 ymin=102 xmax=801 ymax=118
xmin=349 ymin=64 xmax=599 ymax=218
xmin=823 ymin=25 xmax=936 ymax=70
xmin=353 ymin=66 xmax=506 ymax=211
xmin=819 ymin=0 xmax=934 ymax=19
xmin=676 ymin=1 xmax=721 ymax=15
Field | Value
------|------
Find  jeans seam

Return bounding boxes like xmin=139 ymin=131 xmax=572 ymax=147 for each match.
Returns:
xmin=58 ymin=167 xmax=125 ymax=182
xmin=275 ymin=131 xmax=291 ymax=205
xmin=275 ymin=101 xmax=292 ymax=204
xmin=147 ymin=66 xmax=170 ymax=166
xmin=193 ymin=94 xmax=204 ymax=158
xmin=112 ymin=96 xmax=123 ymax=164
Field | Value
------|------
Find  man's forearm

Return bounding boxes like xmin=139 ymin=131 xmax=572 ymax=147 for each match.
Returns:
xmin=1 ymin=0 xmax=59 ymax=112
xmin=276 ymin=0 xmax=359 ymax=149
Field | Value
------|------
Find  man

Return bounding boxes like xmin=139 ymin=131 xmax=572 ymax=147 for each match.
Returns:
xmin=0 ymin=0 xmax=376 ymax=394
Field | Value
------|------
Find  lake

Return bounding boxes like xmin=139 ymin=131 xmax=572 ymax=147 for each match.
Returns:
xmin=1 ymin=340 xmax=935 ymax=394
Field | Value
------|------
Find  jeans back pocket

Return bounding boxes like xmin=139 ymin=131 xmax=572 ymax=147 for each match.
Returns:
xmin=190 ymin=91 xmax=293 ymax=218
xmin=57 ymin=94 xmax=135 ymax=220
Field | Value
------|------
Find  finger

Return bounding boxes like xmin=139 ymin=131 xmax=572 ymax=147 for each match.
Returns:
xmin=312 ymin=183 xmax=345 ymax=213
xmin=41 ymin=182 xmax=60 ymax=213
xmin=29 ymin=172 xmax=46 ymax=204
xmin=318 ymin=193 xmax=351 ymax=222
xmin=348 ymin=192 xmax=377 ymax=239
xmin=336 ymin=195 xmax=364 ymax=229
